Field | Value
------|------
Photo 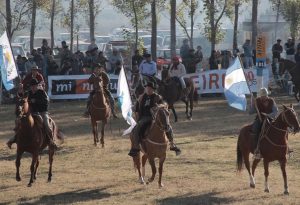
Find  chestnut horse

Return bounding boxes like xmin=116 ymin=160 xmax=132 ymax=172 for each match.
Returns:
xmin=15 ymin=96 xmax=64 ymax=187
xmin=280 ymin=59 xmax=300 ymax=102
xmin=237 ymin=105 xmax=300 ymax=194
xmin=89 ymin=77 xmax=110 ymax=147
xmin=131 ymin=104 xmax=170 ymax=188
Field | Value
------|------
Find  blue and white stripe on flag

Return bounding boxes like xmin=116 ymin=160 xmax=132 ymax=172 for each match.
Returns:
xmin=224 ymin=57 xmax=250 ymax=111
xmin=0 ymin=45 xmax=14 ymax=90
xmin=117 ymin=66 xmax=136 ymax=135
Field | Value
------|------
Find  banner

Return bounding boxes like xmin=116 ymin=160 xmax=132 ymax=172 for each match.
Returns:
xmin=185 ymin=68 xmax=269 ymax=94
xmin=48 ymin=74 xmax=119 ymax=99
xmin=0 ymin=31 xmax=18 ymax=81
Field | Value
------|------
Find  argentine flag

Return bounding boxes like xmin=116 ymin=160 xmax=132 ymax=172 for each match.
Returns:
xmin=117 ymin=66 xmax=136 ymax=135
xmin=224 ymin=57 xmax=251 ymax=111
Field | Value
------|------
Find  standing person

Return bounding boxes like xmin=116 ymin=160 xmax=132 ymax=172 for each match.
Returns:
xmin=6 ymin=79 xmax=55 ymax=149
xmin=249 ymin=87 xmax=278 ymax=157
xmin=41 ymin=39 xmax=51 ymax=55
xmin=180 ymin=39 xmax=190 ymax=67
xmin=24 ymin=53 xmax=37 ymax=73
xmin=108 ymin=49 xmax=123 ymax=74
xmin=83 ymin=64 xmax=118 ymax=118
xmin=128 ymin=81 xmax=181 ymax=157
xmin=242 ymin=39 xmax=253 ymax=69
xmin=60 ymin=41 xmax=72 ymax=68
xmin=47 ymin=55 xmax=59 ymax=75
xmin=88 ymin=38 xmax=98 ymax=51
xmin=209 ymin=50 xmax=218 ymax=70
xmin=272 ymin=39 xmax=283 ymax=62
xmin=284 ymin=37 xmax=295 ymax=62
xmin=195 ymin=45 xmax=203 ymax=72
xmin=139 ymin=53 xmax=157 ymax=76
xmin=185 ymin=49 xmax=199 ymax=73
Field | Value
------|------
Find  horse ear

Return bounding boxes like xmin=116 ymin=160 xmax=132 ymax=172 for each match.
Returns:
xmin=290 ymin=103 xmax=293 ymax=109
xmin=282 ymin=104 xmax=288 ymax=110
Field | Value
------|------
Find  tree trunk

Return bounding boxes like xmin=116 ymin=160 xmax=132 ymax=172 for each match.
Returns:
xmin=6 ymin=0 xmax=12 ymax=40
xmin=151 ymin=0 xmax=157 ymax=61
xmin=233 ymin=0 xmax=239 ymax=50
xmin=50 ymin=0 xmax=56 ymax=51
xmin=170 ymin=0 xmax=176 ymax=57
xmin=132 ymin=0 xmax=138 ymax=50
xmin=30 ymin=0 xmax=37 ymax=52
xmin=70 ymin=0 xmax=74 ymax=52
xmin=89 ymin=0 xmax=95 ymax=42
xmin=251 ymin=0 xmax=258 ymax=48
xmin=210 ymin=0 xmax=216 ymax=51
xmin=190 ymin=0 xmax=195 ymax=49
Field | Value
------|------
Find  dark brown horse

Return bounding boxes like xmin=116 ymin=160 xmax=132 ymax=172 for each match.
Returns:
xmin=15 ymin=96 xmax=64 ymax=187
xmin=237 ymin=105 xmax=300 ymax=194
xmin=89 ymin=77 xmax=111 ymax=147
xmin=280 ymin=59 xmax=300 ymax=102
xmin=131 ymin=104 xmax=170 ymax=187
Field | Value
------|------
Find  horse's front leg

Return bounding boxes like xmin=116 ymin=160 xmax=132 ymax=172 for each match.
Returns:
xmin=189 ymin=96 xmax=193 ymax=120
xmin=279 ymin=159 xmax=289 ymax=195
xmin=28 ymin=154 xmax=38 ymax=187
xmin=263 ymin=159 xmax=270 ymax=193
xmin=33 ymin=156 xmax=39 ymax=181
xmin=170 ymin=105 xmax=178 ymax=122
xmin=158 ymin=156 xmax=166 ymax=188
xmin=16 ymin=149 xmax=24 ymax=181
xmin=91 ymin=120 xmax=98 ymax=146
xmin=48 ymin=147 xmax=55 ymax=182
xmin=100 ymin=122 xmax=105 ymax=148
xmin=147 ymin=158 xmax=156 ymax=184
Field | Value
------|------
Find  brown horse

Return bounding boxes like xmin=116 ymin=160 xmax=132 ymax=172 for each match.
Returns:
xmin=131 ymin=104 xmax=170 ymax=188
xmin=279 ymin=59 xmax=300 ymax=102
xmin=89 ymin=77 xmax=111 ymax=147
xmin=15 ymin=96 xmax=64 ymax=187
xmin=160 ymin=68 xmax=195 ymax=121
xmin=237 ymin=105 xmax=300 ymax=194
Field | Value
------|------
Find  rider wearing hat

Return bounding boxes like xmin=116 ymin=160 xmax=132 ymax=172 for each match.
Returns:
xmin=83 ymin=63 xmax=118 ymax=118
xmin=169 ymin=56 xmax=187 ymax=89
xmin=139 ymin=53 xmax=157 ymax=77
xmin=128 ymin=80 xmax=181 ymax=157
xmin=7 ymin=79 xmax=55 ymax=149
xmin=22 ymin=65 xmax=45 ymax=91
xmin=250 ymin=87 xmax=278 ymax=151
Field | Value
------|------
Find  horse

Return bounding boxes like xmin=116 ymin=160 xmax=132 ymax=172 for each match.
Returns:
xmin=160 ymin=68 xmax=195 ymax=121
xmin=130 ymin=104 xmax=170 ymax=188
xmin=279 ymin=59 xmax=300 ymax=102
xmin=236 ymin=105 xmax=300 ymax=194
xmin=15 ymin=96 xmax=64 ymax=187
xmin=89 ymin=77 xmax=111 ymax=147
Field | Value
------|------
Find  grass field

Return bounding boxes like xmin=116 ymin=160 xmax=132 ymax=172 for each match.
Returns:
xmin=1 ymin=96 xmax=300 ymax=205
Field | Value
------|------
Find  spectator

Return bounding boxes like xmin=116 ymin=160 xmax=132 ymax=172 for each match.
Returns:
xmin=185 ymin=49 xmax=199 ymax=73
xmin=25 ymin=53 xmax=37 ymax=73
xmin=284 ymin=37 xmax=295 ymax=62
xmin=41 ymin=39 xmax=51 ymax=55
xmin=195 ymin=46 xmax=203 ymax=72
xmin=242 ymin=39 xmax=253 ymax=68
xmin=47 ymin=55 xmax=59 ymax=75
xmin=272 ymin=39 xmax=283 ymax=62
xmin=180 ymin=39 xmax=190 ymax=67
xmin=209 ymin=50 xmax=218 ymax=70
xmin=88 ymin=38 xmax=98 ymax=51
xmin=16 ymin=55 xmax=26 ymax=78
xmin=109 ymin=49 xmax=123 ymax=74
xmin=60 ymin=58 xmax=73 ymax=75
xmin=60 ymin=41 xmax=72 ymax=68
xmin=32 ymin=49 xmax=44 ymax=70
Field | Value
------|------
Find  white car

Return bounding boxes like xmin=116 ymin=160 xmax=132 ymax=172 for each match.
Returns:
xmin=11 ymin=43 xmax=26 ymax=58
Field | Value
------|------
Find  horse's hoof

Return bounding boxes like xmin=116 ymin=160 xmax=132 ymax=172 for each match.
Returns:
xmin=284 ymin=190 xmax=289 ymax=195
xmin=250 ymin=183 xmax=255 ymax=188
xmin=148 ymin=178 xmax=154 ymax=183
xmin=48 ymin=178 xmax=52 ymax=182
xmin=264 ymin=188 xmax=270 ymax=193
xmin=16 ymin=177 xmax=21 ymax=182
xmin=159 ymin=183 xmax=164 ymax=188
xmin=101 ymin=144 xmax=104 ymax=148
xmin=27 ymin=183 xmax=32 ymax=187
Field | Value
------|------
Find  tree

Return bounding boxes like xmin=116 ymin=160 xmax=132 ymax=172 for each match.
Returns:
xmin=251 ymin=0 xmax=258 ymax=48
xmin=50 ymin=0 xmax=56 ymax=50
xmin=89 ymin=0 xmax=95 ymax=41
xmin=0 ymin=0 xmax=32 ymax=39
xmin=151 ymin=0 xmax=157 ymax=61
xmin=70 ymin=0 xmax=74 ymax=52
xmin=170 ymin=0 xmax=176 ymax=57
xmin=30 ymin=0 xmax=37 ymax=51
xmin=271 ymin=0 xmax=300 ymax=39
xmin=175 ymin=0 xmax=200 ymax=49
xmin=111 ymin=0 xmax=149 ymax=50
xmin=203 ymin=0 xmax=233 ymax=51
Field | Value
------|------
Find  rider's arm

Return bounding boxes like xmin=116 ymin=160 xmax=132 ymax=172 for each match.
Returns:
xmin=267 ymin=100 xmax=278 ymax=119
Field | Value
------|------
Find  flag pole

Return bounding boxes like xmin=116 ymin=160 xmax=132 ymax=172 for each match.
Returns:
xmin=237 ymin=55 xmax=262 ymax=122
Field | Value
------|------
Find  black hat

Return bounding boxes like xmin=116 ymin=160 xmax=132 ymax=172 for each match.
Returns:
xmin=144 ymin=81 xmax=157 ymax=89
xmin=277 ymin=39 xmax=281 ymax=42
xmin=30 ymin=79 xmax=39 ymax=86
xmin=144 ymin=53 xmax=151 ymax=58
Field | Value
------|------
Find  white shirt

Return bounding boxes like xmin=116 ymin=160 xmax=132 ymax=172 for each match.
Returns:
xmin=169 ymin=63 xmax=186 ymax=78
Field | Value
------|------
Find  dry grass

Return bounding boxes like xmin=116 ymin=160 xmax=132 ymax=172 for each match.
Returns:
xmin=1 ymin=96 xmax=300 ymax=205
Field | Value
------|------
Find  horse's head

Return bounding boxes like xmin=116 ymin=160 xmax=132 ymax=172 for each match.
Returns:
xmin=94 ymin=76 xmax=104 ymax=93
xmin=281 ymin=104 xmax=300 ymax=133
xmin=151 ymin=103 xmax=171 ymax=132
xmin=16 ymin=96 xmax=29 ymax=118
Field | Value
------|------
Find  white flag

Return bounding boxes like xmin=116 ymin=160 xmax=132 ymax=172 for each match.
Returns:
xmin=117 ymin=66 xmax=136 ymax=135
xmin=0 ymin=31 xmax=18 ymax=81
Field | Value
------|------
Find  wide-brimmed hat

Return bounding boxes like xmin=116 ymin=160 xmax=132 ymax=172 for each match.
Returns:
xmin=30 ymin=78 xmax=39 ymax=86
xmin=31 ymin=66 xmax=40 ymax=70
xmin=259 ymin=87 xmax=269 ymax=97
xmin=144 ymin=81 xmax=157 ymax=90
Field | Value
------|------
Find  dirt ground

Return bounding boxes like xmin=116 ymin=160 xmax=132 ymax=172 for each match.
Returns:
xmin=0 ymin=95 xmax=300 ymax=205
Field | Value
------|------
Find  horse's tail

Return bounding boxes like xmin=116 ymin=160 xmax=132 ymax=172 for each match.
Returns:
xmin=236 ymin=137 xmax=243 ymax=172
xmin=51 ymin=119 xmax=64 ymax=145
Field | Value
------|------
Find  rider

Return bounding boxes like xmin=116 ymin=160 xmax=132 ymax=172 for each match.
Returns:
xmin=169 ymin=56 xmax=187 ymax=90
xmin=128 ymin=80 xmax=181 ymax=157
xmin=250 ymin=87 xmax=278 ymax=154
xmin=83 ymin=63 xmax=118 ymax=118
xmin=139 ymin=53 xmax=157 ymax=77
xmin=22 ymin=65 xmax=45 ymax=90
xmin=7 ymin=79 xmax=55 ymax=149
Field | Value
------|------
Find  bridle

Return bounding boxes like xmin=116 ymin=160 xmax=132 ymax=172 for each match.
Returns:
xmin=151 ymin=106 xmax=170 ymax=132
xmin=281 ymin=108 xmax=299 ymax=132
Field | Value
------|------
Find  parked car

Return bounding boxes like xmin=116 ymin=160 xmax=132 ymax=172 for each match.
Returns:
xmin=140 ymin=35 xmax=164 ymax=49
xmin=13 ymin=35 xmax=30 ymax=45
xmin=11 ymin=43 xmax=26 ymax=58
xmin=156 ymin=48 xmax=181 ymax=70
xmin=95 ymin=35 xmax=111 ymax=44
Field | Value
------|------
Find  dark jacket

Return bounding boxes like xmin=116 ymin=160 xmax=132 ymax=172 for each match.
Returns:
xmin=28 ymin=89 xmax=49 ymax=113
xmin=135 ymin=92 xmax=162 ymax=119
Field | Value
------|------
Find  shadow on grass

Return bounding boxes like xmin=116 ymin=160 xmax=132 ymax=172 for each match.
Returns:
xmin=158 ymin=192 xmax=234 ymax=205
xmin=16 ymin=187 xmax=115 ymax=204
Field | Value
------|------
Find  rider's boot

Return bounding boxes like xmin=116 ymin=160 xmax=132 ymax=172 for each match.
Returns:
xmin=166 ymin=131 xmax=181 ymax=156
